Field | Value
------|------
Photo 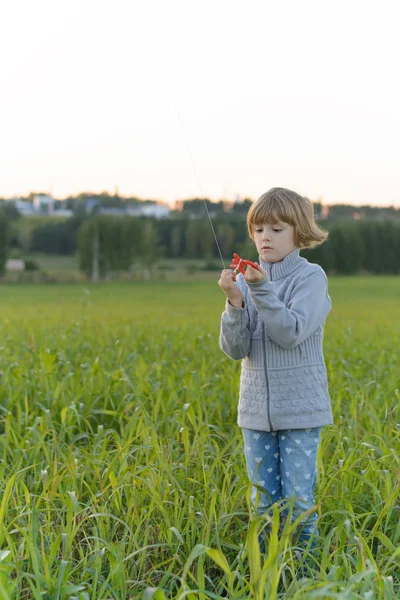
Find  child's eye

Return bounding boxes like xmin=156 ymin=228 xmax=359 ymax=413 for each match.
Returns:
xmin=255 ymin=229 xmax=281 ymax=232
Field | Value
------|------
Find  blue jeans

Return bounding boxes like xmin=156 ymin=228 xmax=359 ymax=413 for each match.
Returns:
xmin=242 ymin=426 xmax=323 ymax=555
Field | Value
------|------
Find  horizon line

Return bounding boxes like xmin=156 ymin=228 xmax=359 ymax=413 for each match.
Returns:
xmin=2 ymin=192 xmax=400 ymax=210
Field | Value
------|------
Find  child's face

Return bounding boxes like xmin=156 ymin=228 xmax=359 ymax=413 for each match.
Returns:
xmin=253 ymin=220 xmax=297 ymax=263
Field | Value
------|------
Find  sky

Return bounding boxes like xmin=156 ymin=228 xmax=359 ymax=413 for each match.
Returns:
xmin=1 ymin=0 xmax=400 ymax=207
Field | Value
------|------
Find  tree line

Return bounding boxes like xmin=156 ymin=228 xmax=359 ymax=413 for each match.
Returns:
xmin=0 ymin=207 xmax=399 ymax=279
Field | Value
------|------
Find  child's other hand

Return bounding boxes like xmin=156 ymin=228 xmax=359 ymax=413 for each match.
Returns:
xmin=244 ymin=263 xmax=266 ymax=283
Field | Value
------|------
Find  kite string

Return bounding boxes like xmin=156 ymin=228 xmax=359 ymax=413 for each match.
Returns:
xmin=173 ymin=99 xmax=226 ymax=270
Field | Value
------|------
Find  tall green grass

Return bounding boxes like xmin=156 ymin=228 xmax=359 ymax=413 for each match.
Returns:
xmin=0 ymin=277 xmax=399 ymax=598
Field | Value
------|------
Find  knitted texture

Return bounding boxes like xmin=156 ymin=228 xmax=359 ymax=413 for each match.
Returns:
xmin=219 ymin=247 xmax=334 ymax=432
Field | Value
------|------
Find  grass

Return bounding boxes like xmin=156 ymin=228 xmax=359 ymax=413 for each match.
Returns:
xmin=0 ymin=277 xmax=399 ymax=598
xmin=4 ymin=254 xmax=227 ymax=283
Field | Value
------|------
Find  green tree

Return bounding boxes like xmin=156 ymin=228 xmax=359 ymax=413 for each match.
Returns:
xmin=136 ymin=220 xmax=159 ymax=278
xmin=327 ymin=221 xmax=365 ymax=274
xmin=358 ymin=219 xmax=400 ymax=274
xmin=170 ymin=226 xmax=181 ymax=258
xmin=216 ymin=223 xmax=236 ymax=258
xmin=181 ymin=198 xmax=224 ymax=215
xmin=0 ymin=209 xmax=10 ymax=277
xmin=184 ymin=221 xmax=199 ymax=257
xmin=199 ymin=220 xmax=214 ymax=259
xmin=77 ymin=215 xmax=142 ymax=280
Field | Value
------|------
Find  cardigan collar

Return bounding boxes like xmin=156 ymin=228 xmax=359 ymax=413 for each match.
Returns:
xmin=258 ymin=247 xmax=306 ymax=281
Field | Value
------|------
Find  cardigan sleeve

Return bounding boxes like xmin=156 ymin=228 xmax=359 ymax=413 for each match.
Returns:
xmin=219 ymin=274 xmax=251 ymax=360
xmin=246 ymin=269 xmax=332 ymax=350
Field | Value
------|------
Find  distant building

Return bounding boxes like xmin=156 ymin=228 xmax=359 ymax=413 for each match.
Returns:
xmin=98 ymin=207 xmax=127 ymax=216
xmin=33 ymin=194 xmax=54 ymax=214
xmin=126 ymin=204 xmax=170 ymax=218
xmin=53 ymin=208 xmax=73 ymax=217
xmin=14 ymin=196 xmax=72 ymax=217
xmin=14 ymin=198 xmax=36 ymax=216
xmin=85 ymin=198 xmax=100 ymax=213
xmin=85 ymin=200 xmax=170 ymax=219
xmin=6 ymin=258 xmax=25 ymax=272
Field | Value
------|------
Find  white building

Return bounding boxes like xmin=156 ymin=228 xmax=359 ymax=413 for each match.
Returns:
xmin=14 ymin=195 xmax=72 ymax=217
xmin=126 ymin=203 xmax=170 ymax=218
xmin=99 ymin=207 xmax=127 ymax=216
xmin=6 ymin=258 xmax=25 ymax=272
xmin=14 ymin=198 xmax=36 ymax=216
xmin=33 ymin=194 xmax=54 ymax=214
xmin=53 ymin=208 xmax=73 ymax=217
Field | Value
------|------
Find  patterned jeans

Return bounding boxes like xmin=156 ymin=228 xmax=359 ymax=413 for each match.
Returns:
xmin=241 ymin=426 xmax=323 ymax=555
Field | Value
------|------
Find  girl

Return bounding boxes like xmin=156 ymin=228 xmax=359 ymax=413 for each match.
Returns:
xmin=218 ymin=187 xmax=333 ymax=561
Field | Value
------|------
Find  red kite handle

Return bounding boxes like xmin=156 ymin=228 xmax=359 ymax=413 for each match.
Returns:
xmin=230 ymin=253 xmax=260 ymax=275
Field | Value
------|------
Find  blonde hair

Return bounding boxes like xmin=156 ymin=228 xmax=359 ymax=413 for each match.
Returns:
xmin=246 ymin=187 xmax=329 ymax=250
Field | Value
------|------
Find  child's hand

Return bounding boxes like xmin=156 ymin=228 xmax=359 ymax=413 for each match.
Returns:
xmin=218 ymin=269 xmax=244 ymax=305
xmin=243 ymin=263 xmax=266 ymax=283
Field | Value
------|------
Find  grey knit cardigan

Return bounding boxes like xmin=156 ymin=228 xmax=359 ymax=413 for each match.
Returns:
xmin=219 ymin=247 xmax=334 ymax=432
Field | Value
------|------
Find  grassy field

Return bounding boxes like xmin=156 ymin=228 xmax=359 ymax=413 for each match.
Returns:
xmin=0 ymin=277 xmax=399 ymax=598
xmin=4 ymin=254 xmax=234 ymax=283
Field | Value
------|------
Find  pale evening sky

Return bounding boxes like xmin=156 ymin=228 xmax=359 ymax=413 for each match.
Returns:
xmin=1 ymin=0 xmax=399 ymax=207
